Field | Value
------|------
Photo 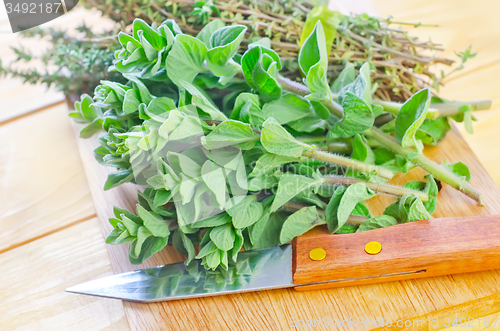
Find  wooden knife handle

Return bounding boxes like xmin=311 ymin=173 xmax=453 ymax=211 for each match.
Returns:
xmin=292 ymin=214 xmax=500 ymax=291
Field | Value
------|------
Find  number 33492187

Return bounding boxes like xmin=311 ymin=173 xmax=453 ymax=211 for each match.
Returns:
xmin=5 ymin=2 xmax=62 ymax=14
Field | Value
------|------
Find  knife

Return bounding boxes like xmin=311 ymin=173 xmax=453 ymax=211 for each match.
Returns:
xmin=66 ymin=214 xmax=500 ymax=302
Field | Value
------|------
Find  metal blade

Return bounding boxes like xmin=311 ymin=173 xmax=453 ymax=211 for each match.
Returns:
xmin=66 ymin=245 xmax=293 ymax=302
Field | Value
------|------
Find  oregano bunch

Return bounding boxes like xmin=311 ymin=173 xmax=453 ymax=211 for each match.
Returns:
xmin=70 ymin=18 xmax=487 ymax=271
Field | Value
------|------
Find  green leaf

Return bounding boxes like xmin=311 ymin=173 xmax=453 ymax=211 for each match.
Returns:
xmin=241 ymin=46 xmax=282 ymax=102
xmin=196 ymin=19 xmax=225 ymax=47
xmin=351 ymin=134 xmax=375 ymax=164
xmin=106 ymin=227 xmax=134 ymax=245
xmin=384 ymin=194 xmax=432 ymax=223
xmin=407 ymin=197 xmax=432 ymax=222
xmin=336 ymin=224 xmax=358 ymax=234
xmin=158 ymin=109 xmax=184 ymax=138
xmin=262 ymin=94 xmax=313 ymax=124
xmin=191 ymin=212 xmax=232 ymax=228
xmin=310 ymin=100 xmax=330 ymax=120
xmin=443 ymin=161 xmax=471 ymax=182
xmin=172 ymin=229 xmax=196 ymax=264
xmin=167 ymin=151 xmax=202 ymax=179
xmin=326 ymin=183 xmax=374 ymax=233
xmin=104 ymin=169 xmax=134 ymax=190
xmin=416 ymin=117 xmax=451 ymax=146
xmin=250 ymin=154 xmax=296 ymax=177
xmin=178 ymin=80 xmax=227 ymax=120
xmin=248 ymin=170 xmax=281 ymax=191
xmin=210 ymin=223 xmax=235 ymax=251
xmin=452 ymin=104 xmax=475 ymax=134
xmin=356 ymin=215 xmax=398 ymax=232
xmin=207 ymin=25 xmax=247 ymax=77
xmin=261 ymin=118 xmax=306 ymax=158
xmin=154 ymin=189 xmax=172 ymax=208
xmin=133 ymin=19 xmax=167 ymax=50
xmin=395 ymin=88 xmax=431 ymax=151
xmin=230 ymin=93 xmax=260 ymax=119
xmin=136 ymin=205 xmax=170 ymax=238
xmin=202 ymin=120 xmax=258 ymax=150
xmin=270 ymin=174 xmax=322 ymax=212
xmin=166 ymin=34 xmax=207 ymax=86
xmin=288 ymin=115 xmax=326 ymax=133
xmin=119 ymin=215 xmax=141 ymax=237
xmin=300 ymin=5 xmax=339 ymax=53
xmin=279 ymin=206 xmax=325 ymax=244
xmin=248 ymin=199 xmax=273 ymax=246
xmin=196 ymin=241 xmax=218 ymax=259
xmin=423 ymin=175 xmax=439 ymax=213
xmin=179 ymin=174 xmax=197 ymax=204
xmin=123 ymin=74 xmax=153 ymax=105
xmin=201 ymin=160 xmax=226 ymax=209
xmin=227 ymin=195 xmax=263 ymax=229
xmin=122 ymin=89 xmax=141 ymax=115
xmin=79 ymin=118 xmax=103 ymax=138
xmin=146 ymin=97 xmax=176 ymax=120
xmin=231 ymin=228 xmax=244 ymax=261
xmin=331 ymin=63 xmax=355 ymax=93
xmin=330 ymin=92 xmax=374 ymax=138
xmin=339 ymin=62 xmax=372 ymax=104
xmin=298 ymin=21 xmax=331 ymax=101
xmin=129 ymin=235 xmax=169 ymax=265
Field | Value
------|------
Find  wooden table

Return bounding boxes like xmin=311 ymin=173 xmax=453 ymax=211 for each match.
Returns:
xmin=0 ymin=1 xmax=499 ymax=330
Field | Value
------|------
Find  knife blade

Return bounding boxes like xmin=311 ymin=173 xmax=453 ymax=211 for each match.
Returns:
xmin=66 ymin=214 xmax=500 ymax=302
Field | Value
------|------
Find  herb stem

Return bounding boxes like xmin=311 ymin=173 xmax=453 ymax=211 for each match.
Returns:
xmin=322 ymin=176 xmax=429 ymax=202
xmin=302 ymin=148 xmax=394 ymax=180
xmin=277 ymin=75 xmax=344 ymax=118
xmin=433 ymin=99 xmax=492 ymax=116
xmin=364 ymin=127 xmax=484 ymax=205
xmin=373 ymin=98 xmax=439 ymax=119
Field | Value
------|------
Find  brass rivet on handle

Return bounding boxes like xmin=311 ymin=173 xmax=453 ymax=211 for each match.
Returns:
xmin=365 ymin=241 xmax=382 ymax=255
xmin=309 ymin=248 xmax=326 ymax=261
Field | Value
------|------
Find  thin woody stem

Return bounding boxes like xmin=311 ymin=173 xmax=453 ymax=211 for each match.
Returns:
xmin=364 ymin=127 xmax=484 ymax=205
xmin=322 ymin=176 xmax=429 ymax=202
xmin=302 ymin=149 xmax=394 ymax=180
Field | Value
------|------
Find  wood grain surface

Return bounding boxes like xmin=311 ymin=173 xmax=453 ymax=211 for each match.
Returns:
xmin=0 ymin=104 xmax=95 ymax=253
xmin=68 ymin=1 xmax=500 ymax=328
xmin=0 ymin=218 xmax=129 ymax=331
xmin=0 ymin=0 xmax=499 ymax=330
xmin=293 ymin=215 xmax=500 ymax=289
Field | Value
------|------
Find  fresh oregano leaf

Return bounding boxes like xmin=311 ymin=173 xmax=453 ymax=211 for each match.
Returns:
xmin=338 ymin=62 xmax=372 ymax=104
xmin=261 ymin=117 xmax=307 ymax=157
xmin=196 ymin=19 xmax=225 ymax=47
xmin=395 ymin=88 xmax=431 ymax=152
xmin=207 ymin=25 xmax=247 ymax=77
xmin=443 ymin=161 xmax=471 ymax=182
xmin=201 ymin=160 xmax=226 ymax=210
xmin=279 ymin=206 xmax=325 ymax=244
xmin=331 ymin=62 xmax=355 ymax=93
xmin=326 ymin=183 xmax=374 ymax=233
xmin=202 ymin=119 xmax=258 ymax=150
xmin=166 ymin=34 xmax=207 ymax=86
xmin=330 ymin=92 xmax=374 ymax=138
xmin=270 ymin=174 xmax=323 ymax=212
xmin=209 ymin=223 xmax=236 ymax=251
xmin=298 ymin=21 xmax=331 ymax=101
xmin=262 ymin=94 xmax=313 ymax=124
xmin=227 ymin=195 xmax=263 ymax=229
xmin=356 ymin=215 xmax=398 ymax=232
xmin=136 ymin=205 xmax=170 ymax=238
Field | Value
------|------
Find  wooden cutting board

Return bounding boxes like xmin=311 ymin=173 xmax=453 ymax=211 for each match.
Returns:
xmin=69 ymin=3 xmax=500 ymax=331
